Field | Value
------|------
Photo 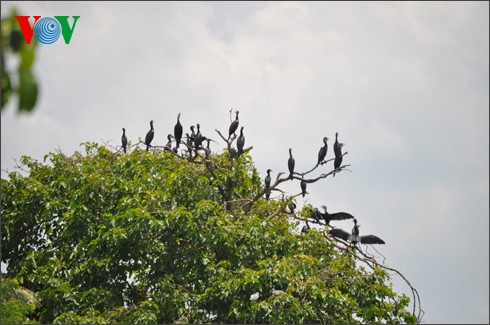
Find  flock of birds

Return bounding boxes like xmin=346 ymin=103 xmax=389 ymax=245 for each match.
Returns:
xmin=118 ymin=110 xmax=385 ymax=304
xmin=120 ymin=111 xmax=243 ymax=158
xmin=301 ymin=205 xmax=385 ymax=245
xmin=119 ymin=111 xmax=384 ymax=247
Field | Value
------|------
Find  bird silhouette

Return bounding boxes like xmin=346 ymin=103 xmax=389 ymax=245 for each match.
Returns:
xmin=264 ymin=169 xmax=272 ymax=200
xmin=145 ymin=120 xmax=154 ymax=151
xmin=329 ymin=218 xmax=385 ymax=244
xmin=174 ymin=113 xmax=183 ymax=149
xmin=320 ymin=205 xmax=354 ymax=226
xmin=121 ymin=128 xmax=127 ymax=153
xmin=288 ymin=148 xmax=295 ymax=180
xmin=300 ymin=178 xmax=307 ymax=197
xmin=228 ymin=110 xmax=239 ymax=139
xmin=317 ymin=136 xmax=329 ymax=166
xmin=237 ymin=126 xmax=245 ymax=155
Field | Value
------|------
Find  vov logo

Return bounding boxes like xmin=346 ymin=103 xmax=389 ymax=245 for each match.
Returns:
xmin=16 ymin=16 xmax=80 ymax=44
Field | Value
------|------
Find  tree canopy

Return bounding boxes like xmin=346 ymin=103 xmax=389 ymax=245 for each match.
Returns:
xmin=1 ymin=116 xmax=421 ymax=324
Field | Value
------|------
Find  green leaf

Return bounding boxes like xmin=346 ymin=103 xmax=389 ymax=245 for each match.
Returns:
xmin=18 ymin=69 xmax=38 ymax=112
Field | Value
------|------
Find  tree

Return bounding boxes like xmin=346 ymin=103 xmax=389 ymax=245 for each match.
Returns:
xmin=1 ymin=9 xmax=40 ymax=113
xmin=1 ymin=115 xmax=422 ymax=323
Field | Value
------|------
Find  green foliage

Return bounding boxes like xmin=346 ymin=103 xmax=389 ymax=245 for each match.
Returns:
xmin=1 ymin=9 xmax=39 ymax=112
xmin=1 ymin=143 xmax=416 ymax=323
xmin=0 ymin=277 xmax=39 ymax=324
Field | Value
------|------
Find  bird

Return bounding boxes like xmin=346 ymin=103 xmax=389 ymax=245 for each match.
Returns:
xmin=237 ymin=126 xmax=245 ymax=155
xmin=250 ymin=292 xmax=259 ymax=301
xmin=317 ymin=137 xmax=329 ymax=166
xmin=320 ymin=205 xmax=354 ymax=226
xmin=190 ymin=125 xmax=196 ymax=143
xmin=288 ymin=202 xmax=297 ymax=214
xmin=311 ymin=207 xmax=323 ymax=223
xmin=264 ymin=169 xmax=272 ymax=190
xmin=228 ymin=110 xmax=239 ymax=139
xmin=333 ymin=143 xmax=345 ymax=176
xmin=271 ymin=289 xmax=286 ymax=296
xmin=185 ymin=133 xmax=192 ymax=147
xmin=333 ymin=132 xmax=341 ymax=158
xmin=121 ymin=128 xmax=127 ymax=153
xmin=264 ymin=169 xmax=272 ymax=200
xmin=300 ymin=178 xmax=307 ymax=197
xmin=164 ymin=134 xmax=173 ymax=151
xmin=145 ymin=120 xmax=154 ymax=151
xmin=174 ymin=113 xmax=183 ymax=149
xmin=204 ymin=138 xmax=212 ymax=159
xmin=194 ymin=123 xmax=203 ymax=152
xmin=329 ymin=218 xmax=385 ymax=245
xmin=288 ymin=148 xmax=295 ymax=180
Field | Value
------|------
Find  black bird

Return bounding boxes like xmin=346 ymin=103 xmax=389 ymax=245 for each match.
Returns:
xmin=311 ymin=207 xmax=323 ymax=223
xmin=190 ymin=125 xmax=196 ymax=144
xmin=288 ymin=202 xmax=296 ymax=214
xmin=121 ymin=128 xmax=127 ymax=153
xmin=333 ymin=132 xmax=341 ymax=158
xmin=288 ymin=148 xmax=295 ymax=180
xmin=145 ymin=120 xmax=154 ymax=151
xmin=195 ymin=123 xmax=203 ymax=152
xmin=320 ymin=205 xmax=354 ymax=226
xmin=204 ymin=138 xmax=212 ymax=159
xmin=164 ymin=134 xmax=173 ymax=151
xmin=228 ymin=110 xmax=239 ymax=139
xmin=300 ymin=178 xmax=307 ymax=197
xmin=237 ymin=126 xmax=245 ymax=155
xmin=329 ymin=218 xmax=385 ymax=244
xmin=185 ymin=133 xmax=192 ymax=147
xmin=174 ymin=113 xmax=183 ymax=149
xmin=264 ymin=169 xmax=272 ymax=190
xmin=317 ymin=137 xmax=329 ymax=166
xmin=264 ymin=169 xmax=272 ymax=200
xmin=333 ymin=143 xmax=345 ymax=176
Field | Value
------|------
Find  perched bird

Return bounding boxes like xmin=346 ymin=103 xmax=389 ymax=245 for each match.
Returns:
xmin=311 ymin=207 xmax=323 ymax=223
xmin=271 ymin=289 xmax=286 ymax=296
xmin=288 ymin=202 xmax=297 ymax=214
xmin=333 ymin=143 xmax=345 ymax=176
xmin=264 ymin=169 xmax=272 ymax=190
xmin=204 ymin=138 xmax=212 ymax=159
xmin=194 ymin=123 xmax=203 ymax=152
xmin=190 ymin=125 xmax=196 ymax=144
xmin=264 ymin=169 xmax=272 ymax=200
xmin=333 ymin=132 xmax=341 ymax=158
xmin=317 ymin=137 xmax=329 ymax=166
xmin=250 ymin=292 xmax=259 ymax=301
xmin=121 ymin=128 xmax=127 ymax=153
xmin=229 ymin=110 xmax=239 ymax=139
xmin=288 ymin=148 xmax=295 ymax=180
xmin=333 ymin=132 xmax=345 ymax=177
xmin=185 ymin=133 xmax=193 ymax=147
xmin=145 ymin=120 xmax=154 ymax=151
xmin=174 ymin=113 xmax=183 ymax=149
xmin=237 ymin=126 xmax=245 ymax=155
xmin=300 ymin=178 xmax=307 ymax=197
xmin=329 ymin=218 xmax=385 ymax=244
xmin=164 ymin=134 xmax=173 ymax=151
xmin=320 ymin=205 xmax=354 ymax=226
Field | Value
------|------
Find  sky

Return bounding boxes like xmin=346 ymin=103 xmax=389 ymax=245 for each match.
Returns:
xmin=1 ymin=1 xmax=489 ymax=323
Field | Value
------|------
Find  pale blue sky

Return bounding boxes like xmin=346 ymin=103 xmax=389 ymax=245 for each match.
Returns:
xmin=2 ymin=2 xmax=489 ymax=323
